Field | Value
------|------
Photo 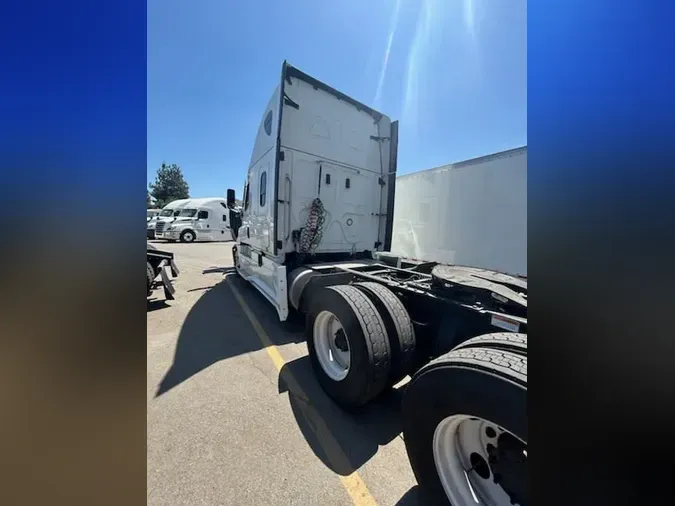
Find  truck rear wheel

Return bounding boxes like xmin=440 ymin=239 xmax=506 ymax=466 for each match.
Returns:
xmin=354 ymin=282 xmax=416 ymax=383
xmin=306 ymin=284 xmax=392 ymax=408
xmin=453 ymin=333 xmax=527 ymax=357
xmin=402 ymin=348 xmax=527 ymax=506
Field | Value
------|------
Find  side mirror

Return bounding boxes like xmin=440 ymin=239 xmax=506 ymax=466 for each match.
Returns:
xmin=229 ymin=209 xmax=242 ymax=239
xmin=226 ymin=189 xmax=236 ymax=208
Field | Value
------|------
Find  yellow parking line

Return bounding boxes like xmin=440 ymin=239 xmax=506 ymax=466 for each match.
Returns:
xmin=228 ymin=279 xmax=378 ymax=506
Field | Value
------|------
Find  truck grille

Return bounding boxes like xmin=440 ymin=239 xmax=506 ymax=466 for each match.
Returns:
xmin=156 ymin=221 xmax=166 ymax=234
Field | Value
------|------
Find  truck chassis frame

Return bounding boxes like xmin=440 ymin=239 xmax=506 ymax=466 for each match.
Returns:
xmin=285 ymin=256 xmax=527 ymax=368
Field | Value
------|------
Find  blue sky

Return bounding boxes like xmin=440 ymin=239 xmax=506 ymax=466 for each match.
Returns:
xmin=148 ymin=0 xmax=526 ymax=198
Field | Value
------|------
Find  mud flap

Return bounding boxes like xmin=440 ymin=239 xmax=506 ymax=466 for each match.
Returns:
xmin=154 ymin=259 xmax=176 ymax=301
xmin=170 ymin=259 xmax=180 ymax=277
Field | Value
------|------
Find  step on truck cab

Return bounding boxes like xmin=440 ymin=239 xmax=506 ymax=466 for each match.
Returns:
xmin=227 ymin=61 xmax=527 ymax=506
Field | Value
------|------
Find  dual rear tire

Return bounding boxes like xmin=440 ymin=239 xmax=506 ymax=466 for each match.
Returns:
xmin=305 ymin=282 xmax=416 ymax=408
xmin=305 ymin=282 xmax=527 ymax=505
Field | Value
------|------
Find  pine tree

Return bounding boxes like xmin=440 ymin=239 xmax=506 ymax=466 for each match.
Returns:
xmin=149 ymin=163 xmax=190 ymax=208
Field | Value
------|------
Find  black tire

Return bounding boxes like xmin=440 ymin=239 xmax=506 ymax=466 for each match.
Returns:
xmin=147 ymin=261 xmax=155 ymax=296
xmin=354 ymin=282 xmax=416 ymax=383
xmin=179 ymin=229 xmax=196 ymax=243
xmin=306 ymin=284 xmax=392 ymax=408
xmin=403 ymin=348 xmax=527 ymax=505
xmin=453 ymin=332 xmax=527 ymax=356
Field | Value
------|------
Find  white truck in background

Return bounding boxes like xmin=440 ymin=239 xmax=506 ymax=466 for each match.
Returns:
xmin=148 ymin=199 xmax=190 ymax=239
xmin=392 ymin=147 xmax=527 ymax=277
xmin=226 ymin=62 xmax=527 ymax=506
xmin=155 ymin=197 xmax=231 ymax=243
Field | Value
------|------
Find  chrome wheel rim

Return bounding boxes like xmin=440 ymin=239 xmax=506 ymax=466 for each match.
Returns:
xmin=433 ymin=415 xmax=527 ymax=506
xmin=313 ymin=310 xmax=351 ymax=381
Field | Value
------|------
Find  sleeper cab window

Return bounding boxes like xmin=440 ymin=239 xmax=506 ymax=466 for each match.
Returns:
xmin=259 ymin=171 xmax=267 ymax=207
xmin=264 ymin=111 xmax=273 ymax=136
xmin=198 ymin=210 xmax=208 ymax=220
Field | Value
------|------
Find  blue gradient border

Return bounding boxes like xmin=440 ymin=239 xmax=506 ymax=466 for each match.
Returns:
xmin=0 ymin=0 xmax=146 ymax=211
xmin=529 ymin=0 xmax=674 ymax=195
xmin=530 ymin=2 xmax=675 ymax=505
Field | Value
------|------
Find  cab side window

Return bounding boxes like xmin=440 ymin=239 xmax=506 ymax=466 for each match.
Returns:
xmin=259 ymin=171 xmax=267 ymax=207
xmin=198 ymin=210 xmax=208 ymax=220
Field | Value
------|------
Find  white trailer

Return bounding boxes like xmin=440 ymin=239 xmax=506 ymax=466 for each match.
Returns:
xmin=227 ymin=62 xmax=527 ymax=506
xmin=155 ymin=197 xmax=231 ymax=243
xmin=392 ymin=147 xmax=527 ymax=277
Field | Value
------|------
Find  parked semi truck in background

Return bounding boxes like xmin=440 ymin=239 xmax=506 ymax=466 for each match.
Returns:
xmin=392 ymin=147 xmax=527 ymax=277
xmin=226 ymin=61 xmax=527 ymax=506
xmin=148 ymin=199 xmax=189 ymax=239
xmin=154 ymin=197 xmax=231 ymax=243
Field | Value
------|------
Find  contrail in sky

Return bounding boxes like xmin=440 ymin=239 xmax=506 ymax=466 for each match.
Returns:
xmin=403 ymin=0 xmax=433 ymax=129
xmin=374 ymin=0 xmax=403 ymax=107
xmin=462 ymin=0 xmax=476 ymax=39
xmin=402 ymin=0 xmax=480 ymax=128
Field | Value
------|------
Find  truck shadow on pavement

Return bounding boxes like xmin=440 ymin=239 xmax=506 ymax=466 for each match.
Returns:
xmin=155 ymin=271 xmax=420 ymax=505
xmin=147 ymin=299 xmax=170 ymax=312
xmin=155 ymin=274 xmax=304 ymax=397
xmin=278 ymin=356 xmax=406 ymax=475
xmin=395 ymin=486 xmax=421 ymax=505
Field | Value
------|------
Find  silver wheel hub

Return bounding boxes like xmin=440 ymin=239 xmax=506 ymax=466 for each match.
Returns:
xmin=313 ymin=310 xmax=351 ymax=381
xmin=432 ymin=415 xmax=527 ymax=506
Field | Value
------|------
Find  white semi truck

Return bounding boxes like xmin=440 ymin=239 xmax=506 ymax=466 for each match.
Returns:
xmin=226 ymin=62 xmax=527 ymax=506
xmin=155 ymin=197 xmax=231 ymax=243
xmin=149 ymin=199 xmax=189 ymax=239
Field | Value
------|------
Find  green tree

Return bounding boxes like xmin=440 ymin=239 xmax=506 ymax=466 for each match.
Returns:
xmin=149 ymin=163 xmax=190 ymax=208
xmin=146 ymin=189 xmax=152 ymax=208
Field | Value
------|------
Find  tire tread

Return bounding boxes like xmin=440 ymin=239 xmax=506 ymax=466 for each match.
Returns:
xmin=403 ymin=347 xmax=527 ymax=504
xmin=354 ymin=281 xmax=416 ymax=381
xmin=453 ymin=332 xmax=527 ymax=356
xmin=423 ymin=347 xmax=527 ymax=386
xmin=329 ymin=284 xmax=391 ymax=404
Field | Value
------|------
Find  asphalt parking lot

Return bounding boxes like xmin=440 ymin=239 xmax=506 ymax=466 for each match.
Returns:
xmin=147 ymin=240 xmax=420 ymax=506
